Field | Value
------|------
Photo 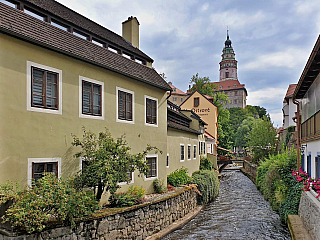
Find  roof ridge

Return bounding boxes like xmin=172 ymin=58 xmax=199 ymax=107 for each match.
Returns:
xmin=23 ymin=0 xmax=153 ymax=61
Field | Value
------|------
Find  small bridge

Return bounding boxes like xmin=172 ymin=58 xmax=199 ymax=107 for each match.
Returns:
xmin=217 ymin=156 xmax=244 ymax=173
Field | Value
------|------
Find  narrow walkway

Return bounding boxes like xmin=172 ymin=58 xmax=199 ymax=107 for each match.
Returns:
xmin=164 ymin=171 xmax=291 ymax=240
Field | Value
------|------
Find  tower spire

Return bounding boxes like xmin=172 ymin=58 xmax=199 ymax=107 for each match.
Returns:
xmin=227 ymin=26 xmax=229 ymax=40
xmin=220 ymin=30 xmax=237 ymax=81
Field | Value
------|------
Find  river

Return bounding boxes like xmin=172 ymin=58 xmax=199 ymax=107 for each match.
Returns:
xmin=164 ymin=170 xmax=291 ymax=240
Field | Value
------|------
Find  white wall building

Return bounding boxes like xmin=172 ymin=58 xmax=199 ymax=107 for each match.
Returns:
xmin=294 ymin=35 xmax=320 ymax=179
xmin=282 ymin=84 xmax=297 ymax=129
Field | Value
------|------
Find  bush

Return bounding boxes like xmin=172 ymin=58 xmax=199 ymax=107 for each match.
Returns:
xmin=109 ymin=186 xmax=145 ymax=207
xmin=1 ymin=173 xmax=98 ymax=233
xmin=167 ymin=167 xmax=192 ymax=187
xmin=191 ymin=170 xmax=219 ymax=205
xmin=256 ymin=148 xmax=302 ymax=223
xmin=153 ymin=179 xmax=167 ymax=194
xmin=199 ymin=157 xmax=212 ymax=171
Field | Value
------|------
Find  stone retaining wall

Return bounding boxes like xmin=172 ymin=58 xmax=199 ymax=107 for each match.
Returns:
xmin=240 ymin=160 xmax=257 ymax=183
xmin=0 ymin=187 xmax=198 ymax=240
xmin=299 ymin=190 xmax=320 ymax=240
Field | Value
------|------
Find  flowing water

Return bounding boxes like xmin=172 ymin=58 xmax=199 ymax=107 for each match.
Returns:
xmin=164 ymin=170 xmax=291 ymax=240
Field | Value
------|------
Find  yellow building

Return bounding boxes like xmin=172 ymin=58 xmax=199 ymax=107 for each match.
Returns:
xmin=167 ymin=82 xmax=188 ymax=106
xmin=0 ymin=0 xmax=171 ymax=197
xmin=180 ymin=91 xmax=219 ymax=156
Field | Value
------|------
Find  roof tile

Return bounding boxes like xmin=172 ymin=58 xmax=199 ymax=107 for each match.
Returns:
xmin=0 ymin=3 xmax=171 ymax=91
xmin=24 ymin=0 xmax=153 ymax=61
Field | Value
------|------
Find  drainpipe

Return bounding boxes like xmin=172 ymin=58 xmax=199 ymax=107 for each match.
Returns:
xmin=166 ymin=90 xmax=172 ymax=100
xmin=293 ymin=99 xmax=300 ymax=169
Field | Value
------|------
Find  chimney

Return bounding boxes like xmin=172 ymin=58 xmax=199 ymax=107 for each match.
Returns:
xmin=122 ymin=16 xmax=140 ymax=49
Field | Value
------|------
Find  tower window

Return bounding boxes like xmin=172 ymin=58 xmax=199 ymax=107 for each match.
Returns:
xmin=225 ymin=72 xmax=229 ymax=78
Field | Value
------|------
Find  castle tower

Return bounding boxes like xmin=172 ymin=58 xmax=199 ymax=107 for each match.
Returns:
xmin=219 ymin=31 xmax=238 ymax=81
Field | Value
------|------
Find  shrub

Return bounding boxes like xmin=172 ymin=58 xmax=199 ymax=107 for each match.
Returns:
xmin=167 ymin=167 xmax=192 ymax=187
xmin=109 ymin=186 xmax=145 ymax=207
xmin=256 ymin=148 xmax=302 ymax=223
xmin=153 ymin=179 xmax=167 ymax=194
xmin=1 ymin=173 xmax=98 ymax=233
xmin=191 ymin=170 xmax=219 ymax=205
xmin=199 ymin=157 xmax=212 ymax=171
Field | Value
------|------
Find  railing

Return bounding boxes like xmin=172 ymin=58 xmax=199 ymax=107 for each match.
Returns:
xmin=301 ymin=110 xmax=320 ymax=141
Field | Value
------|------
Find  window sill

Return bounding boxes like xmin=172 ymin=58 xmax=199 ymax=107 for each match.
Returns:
xmin=117 ymin=118 xmax=135 ymax=124
xmin=27 ymin=106 xmax=62 ymax=115
xmin=118 ymin=180 xmax=134 ymax=186
xmin=145 ymin=122 xmax=158 ymax=127
xmin=145 ymin=176 xmax=157 ymax=181
xmin=79 ymin=113 xmax=104 ymax=120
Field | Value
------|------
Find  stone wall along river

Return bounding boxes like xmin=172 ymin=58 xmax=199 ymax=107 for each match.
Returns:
xmin=164 ymin=170 xmax=291 ymax=240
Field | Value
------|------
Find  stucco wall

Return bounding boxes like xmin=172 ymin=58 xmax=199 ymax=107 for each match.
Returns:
xmin=0 ymin=33 xmax=167 ymax=197
xmin=180 ymin=91 xmax=218 ymax=140
xmin=166 ymin=128 xmax=201 ymax=176
xmin=301 ymin=140 xmax=320 ymax=179
xmin=299 ymin=191 xmax=320 ymax=240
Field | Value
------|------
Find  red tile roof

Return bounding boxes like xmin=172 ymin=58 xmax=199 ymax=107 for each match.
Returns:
xmin=0 ymin=3 xmax=171 ymax=91
xmin=285 ymin=84 xmax=297 ymax=98
xmin=212 ymin=80 xmax=246 ymax=91
xmin=169 ymin=84 xmax=187 ymax=95
xmin=24 ymin=0 xmax=153 ymax=61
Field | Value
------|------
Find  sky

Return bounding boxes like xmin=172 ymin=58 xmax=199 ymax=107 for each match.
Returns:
xmin=57 ymin=0 xmax=320 ymax=127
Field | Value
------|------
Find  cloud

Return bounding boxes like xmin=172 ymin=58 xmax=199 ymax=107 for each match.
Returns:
xmin=269 ymin=112 xmax=283 ymax=127
xmin=209 ymin=10 xmax=270 ymax=30
xmin=200 ymin=3 xmax=209 ymax=12
xmin=247 ymin=87 xmax=287 ymax=106
xmin=242 ymin=47 xmax=309 ymax=71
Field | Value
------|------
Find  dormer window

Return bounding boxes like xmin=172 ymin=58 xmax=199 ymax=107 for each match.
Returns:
xmin=173 ymin=88 xmax=176 ymax=92
xmin=0 ymin=0 xmax=16 ymax=8
xmin=219 ymin=86 xmax=222 ymax=89
xmin=234 ymin=84 xmax=237 ymax=87
xmin=24 ymin=8 xmax=45 ymax=21
xmin=51 ymin=20 xmax=68 ymax=31
xmin=92 ymin=39 xmax=104 ymax=47
xmin=73 ymin=30 xmax=88 ymax=40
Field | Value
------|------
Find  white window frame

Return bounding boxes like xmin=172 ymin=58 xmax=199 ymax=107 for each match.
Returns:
xmin=180 ymin=144 xmax=185 ymax=162
xmin=79 ymin=76 xmax=104 ymax=120
xmin=144 ymin=95 xmax=158 ymax=127
xmin=116 ymin=86 xmax=135 ymax=124
xmin=166 ymin=154 xmax=169 ymax=168
xmin=27 ymin=158 xmax=61 ymax=186
xmin=27 ymin=61 xmax=62 ymax=115
xmin=118 ymin=171 xmax=135 ymax=185
xmin=145 ymin=154 xmax=158 ymax=181
xmin=187 ymin=144 xmax=191 ymax=160
xmin=193 ymin=145 xmax=197 ymax=159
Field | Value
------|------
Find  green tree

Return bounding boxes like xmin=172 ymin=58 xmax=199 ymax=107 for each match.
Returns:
xmin=253 ymin=105 xmax=268 ymax=119
xmin=234 ymin=116 xmax=255 ymax=148
xmin=72 ymin=127 xmax=161 ymax=201
xmin=189 ymin=73 xmax=232 ymax=152
xmin=247 ymin=117 xmax=277 ymax=163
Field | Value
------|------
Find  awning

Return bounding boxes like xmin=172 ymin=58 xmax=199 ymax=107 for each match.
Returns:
xmin=217 ymin=146 xmax=233 ymax=153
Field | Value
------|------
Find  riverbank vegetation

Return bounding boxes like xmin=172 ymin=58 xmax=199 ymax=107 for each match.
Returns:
xmin=256 ymin=149 xmax=302 ymax=223
xmin=0 ymin=174 xmax=98 ymax=233
xmin=192 ymin=170 xmax=219 ymax=205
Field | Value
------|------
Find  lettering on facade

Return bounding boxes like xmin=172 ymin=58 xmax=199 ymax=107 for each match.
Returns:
xmin=191 ymin=108 xmax=210 ymax=114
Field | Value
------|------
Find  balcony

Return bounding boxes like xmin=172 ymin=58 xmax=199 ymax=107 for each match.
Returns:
xmin=301 ymin=110 xmax=320 ymax=141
